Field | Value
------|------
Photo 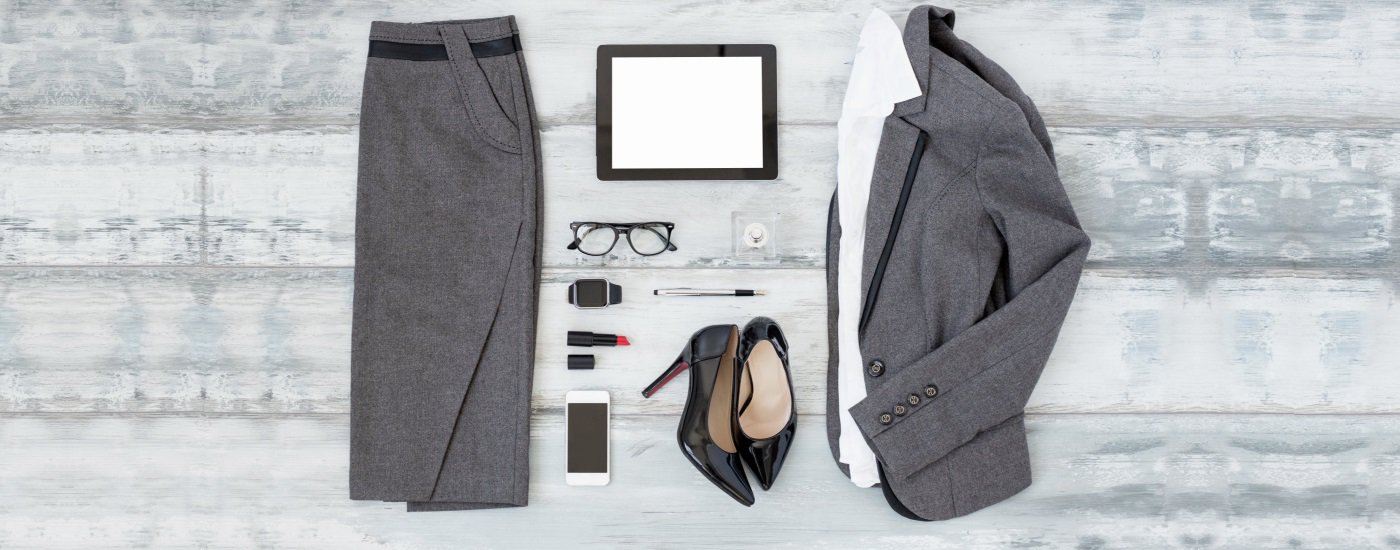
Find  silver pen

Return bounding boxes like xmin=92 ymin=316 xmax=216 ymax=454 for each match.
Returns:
xmin=653 ymin=288 xmax=767 ymax=297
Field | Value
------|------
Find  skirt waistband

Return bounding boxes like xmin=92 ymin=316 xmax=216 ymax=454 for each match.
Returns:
xmin=369 ymin=16 xmax=517 ymax=44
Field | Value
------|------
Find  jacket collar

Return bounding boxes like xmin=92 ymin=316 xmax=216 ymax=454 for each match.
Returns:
xmin=891 ymin=5 xmax=956 ymax=119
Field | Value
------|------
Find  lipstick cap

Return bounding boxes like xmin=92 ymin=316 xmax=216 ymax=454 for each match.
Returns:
xmin=567 ymin=354 xmax=595 ymax=370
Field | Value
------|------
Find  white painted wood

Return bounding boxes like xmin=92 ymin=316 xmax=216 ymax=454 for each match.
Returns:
xmin=4 ymin=1 xmax=1400 ymax=127
xmin=1 ymin=413 xmax=1396 ymax=549
xmin=0 ymin=127 xmax=205 ymax=265
xmin=1061 ymin=127 xmax=1400 ymax=269
xmin=5 ymin=126 xmax=1396 ymax=268
xmin=4 ymin=268 xmax=1396 ymax=415
xmin=4 ymin=0 xmax=1400 ymax=545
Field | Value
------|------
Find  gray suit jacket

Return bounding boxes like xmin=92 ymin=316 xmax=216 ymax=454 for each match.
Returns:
xmin=826 ymin=5 xmax=1090 ymax=520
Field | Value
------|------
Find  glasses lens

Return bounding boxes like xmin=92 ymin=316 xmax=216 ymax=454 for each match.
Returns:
xmin=576 ymin=223 xmax=618 ymax=255
xmin=628 ymin=224 xmax=671 ymax=255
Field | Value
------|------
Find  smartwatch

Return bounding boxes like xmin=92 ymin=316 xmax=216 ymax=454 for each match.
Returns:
xmin=568 ymin=278 xmax=622 ymax=309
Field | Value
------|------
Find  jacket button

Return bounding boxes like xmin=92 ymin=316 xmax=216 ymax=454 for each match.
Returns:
xmin=868 ymin=360 xmax=885 ymax=377
xmin=908 ymin=394 xmax=920 ymax=406
xmin=879 ymin=413 xmax=893 ymax=425
xmin=893 ymin=404 xmax=907 ymax=416
xmin=924 ymin=384 xmax=939 ymax=398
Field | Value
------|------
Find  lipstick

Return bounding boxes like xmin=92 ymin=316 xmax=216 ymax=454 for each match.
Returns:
xmin=567 ymin=331 xmax=631 ymax=347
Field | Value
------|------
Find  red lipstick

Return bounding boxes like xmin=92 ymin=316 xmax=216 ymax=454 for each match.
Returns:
xmin=567 ymin=331 xmax=631 ymax=347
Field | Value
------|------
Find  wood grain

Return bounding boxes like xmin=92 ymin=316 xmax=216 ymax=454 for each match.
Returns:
xmin=1060 ymin=127 xmax=1400 ymax=269
xmin=1 ymin=413 xmax=1396 ymax=549
xmin=5 ymin=0 xmax=1400 ymax=545
xmin=4 ymin=267 xmax=1395 ymax=415
xmin=3 ymin=1 xmax=1400 ymax=128
xmin=0 ymin=127 xmax=205 ymax=265
xmin=4 ymin=125 xmax=1396 ymax=269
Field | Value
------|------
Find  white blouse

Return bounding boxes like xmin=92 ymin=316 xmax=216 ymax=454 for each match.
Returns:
xmin=835 ymin=8 xmax=922 ymax=488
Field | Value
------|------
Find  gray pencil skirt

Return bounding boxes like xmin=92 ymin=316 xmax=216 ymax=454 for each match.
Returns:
xmin=349 ymin=16 xmax=540 ymax=511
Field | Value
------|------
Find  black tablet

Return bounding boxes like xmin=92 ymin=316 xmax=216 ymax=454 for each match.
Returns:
xmin=596 ymin=44 xmax=777 ymax=181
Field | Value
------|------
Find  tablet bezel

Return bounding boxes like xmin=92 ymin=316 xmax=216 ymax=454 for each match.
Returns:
xmin=596 ymin=44 xmax=778 ymax=181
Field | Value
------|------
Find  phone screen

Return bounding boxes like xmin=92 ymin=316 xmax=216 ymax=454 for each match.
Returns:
xmin=567 ymin=402 xmax=609 ymax=473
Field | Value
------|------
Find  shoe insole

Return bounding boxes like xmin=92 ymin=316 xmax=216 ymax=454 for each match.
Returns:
xmin=738 ymin=340 xmax=793 ymax=440
xmin=707 ymin=326 xmax=741 ymax=453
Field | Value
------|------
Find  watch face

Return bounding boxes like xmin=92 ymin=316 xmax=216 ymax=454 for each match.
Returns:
xmin=574 ymin=280 xmax=609 ymax=308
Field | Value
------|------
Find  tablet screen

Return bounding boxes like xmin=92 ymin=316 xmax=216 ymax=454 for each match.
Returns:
xmin=597 ymin=45 xmax=777 ymax=180
xmin=611 ymin=57 xmax=764 ymax=169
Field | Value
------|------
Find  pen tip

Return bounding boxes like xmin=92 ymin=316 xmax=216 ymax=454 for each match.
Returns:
xmin=652 ymin=290 xmax=659 ymax=295
xmin=755 ymin=290 xmax=768 ymax=296
xmin=617 ymin=336 xmax=630 ymax=346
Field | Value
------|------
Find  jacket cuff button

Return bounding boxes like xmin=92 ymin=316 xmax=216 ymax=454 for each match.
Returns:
xmin=878 ymin=413 xmax=893 ymax=425
xmin=924 ymin=384 xmax=939 ymax=397
xmin=908 ymin=394 xmax=920 ymax=406
xmin=893 ymin=404 xmax=907 ymax=416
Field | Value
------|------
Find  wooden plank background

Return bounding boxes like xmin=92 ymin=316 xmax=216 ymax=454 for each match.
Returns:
xmin=1 ymin=0 xmax=1398 ymax=548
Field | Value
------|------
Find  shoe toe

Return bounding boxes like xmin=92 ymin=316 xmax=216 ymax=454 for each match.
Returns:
xmin=707 ymin=445 xmax=755 ymax=506
xmin=743 ymin=429 xmax=794 ymax=491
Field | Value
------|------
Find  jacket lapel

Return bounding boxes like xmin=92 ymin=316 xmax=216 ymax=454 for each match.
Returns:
xmin=859 ymin=5 xmax=950 ymax=317
xmin=859 ymin=118 xmax=921 ymax=307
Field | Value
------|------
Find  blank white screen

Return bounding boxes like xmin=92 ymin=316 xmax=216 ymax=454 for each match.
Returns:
xmin=610 ymin=56 xmax=764 ymax=169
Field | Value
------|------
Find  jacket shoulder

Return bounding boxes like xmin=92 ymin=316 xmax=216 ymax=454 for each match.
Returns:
xmin=931 ymin=50 xmax=1020 ymax=116
xmin=905 ymin=48 xmax=1023 ymax=148
xmin=928 ymin=38 xmax=1056 ymax=161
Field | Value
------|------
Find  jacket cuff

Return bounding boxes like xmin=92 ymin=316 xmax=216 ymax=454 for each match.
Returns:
xmin=848 ymin=363 xmax=969 ymax=478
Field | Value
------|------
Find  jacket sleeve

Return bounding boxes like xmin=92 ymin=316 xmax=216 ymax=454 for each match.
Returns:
xmin=847 ymin=109 xmax=1091 ymax=479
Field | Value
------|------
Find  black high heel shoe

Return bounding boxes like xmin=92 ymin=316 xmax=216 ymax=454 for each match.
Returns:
xmin=735 ymin=317 xmax=796 ymax=490
xmin=643 ymin=324 xmax=754 ymax=506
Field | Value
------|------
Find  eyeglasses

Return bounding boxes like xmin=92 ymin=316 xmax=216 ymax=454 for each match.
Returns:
xmin=568 ymin=222 xmax=678 ymax=256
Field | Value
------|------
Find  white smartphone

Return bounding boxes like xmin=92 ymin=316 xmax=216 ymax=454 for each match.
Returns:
xmin=565 ymin=390 xmax=610 ymax=486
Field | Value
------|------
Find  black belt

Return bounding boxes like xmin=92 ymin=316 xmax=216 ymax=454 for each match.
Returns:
xmin=368 ymin=34 xmax=521 ymax=61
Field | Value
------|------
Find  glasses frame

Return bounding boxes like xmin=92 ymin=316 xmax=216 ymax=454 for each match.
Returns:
xmin=568 ymin=221 xmax=678 ymax=257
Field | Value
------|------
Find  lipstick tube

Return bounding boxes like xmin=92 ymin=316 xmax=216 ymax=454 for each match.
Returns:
xmin=566 ymin=331 xmax=631 ymax=347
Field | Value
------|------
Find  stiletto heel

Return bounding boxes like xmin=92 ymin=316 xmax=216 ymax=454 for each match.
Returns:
xmin=642 ymin=355 xmax=688 ymax=398
xmin=736 ymin=317 xmax=797 ymax=490
xmin=642 ymin=325 xmax=754 ymax=506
